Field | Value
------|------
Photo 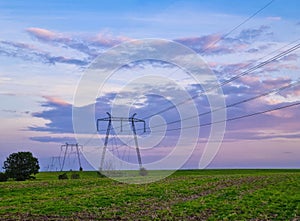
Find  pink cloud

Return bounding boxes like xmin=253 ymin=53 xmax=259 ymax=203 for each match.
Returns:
xmin=264 ymin=106 xmax=296 ymax=118
xmin=176 ymin=34 xmax=221 ymax=49
xmin=26 ymin=27 xmax=132 ymax=53
xmin=42 ymin=95 xmax=69 ymax=106
xmin=239 ymin=75 xmax=261 ymax=87
xmin=261 ymin=77 xmax=291 ymax=90
xmin=90 ymin=32 xmax=131 ymax=47
xmin=277 ymin=84 xmax=300 ymax=101
xmin=291 ymin=86 xmax=300 ymax=96
xmin=262 ymin=62 xmax=299 ymax=72
xmin=26 ymin=27 xmax=71 ymax=43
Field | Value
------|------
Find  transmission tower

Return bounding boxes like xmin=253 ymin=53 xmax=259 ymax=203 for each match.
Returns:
xmin=60 ymin=143 xmax=83 ymax=172
xmin=97 ymin=112 xmax=146 ymax=172
xmin=46 ymin=156 xmax=61 ymax=171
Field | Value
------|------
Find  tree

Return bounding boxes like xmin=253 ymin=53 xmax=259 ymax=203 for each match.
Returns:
xmin=0 ymin=172 xmax=8 ymax=182
xmin=3 ymin=152 xmax=40 ymax=181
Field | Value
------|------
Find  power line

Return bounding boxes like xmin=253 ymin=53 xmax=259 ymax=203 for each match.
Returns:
xmin=142 ymin=42 xmax=300 ymax=120
xmin=153 ymin=101 xmax=300 ymax=132
xmin=91 ymin=0 xmax=291 ymax=133
xmin=85 ymin=0 xmax=299 ymax=145
xmin=148 ymin=79 xmax=300 ymax=129
xmin=97 ymin=37 xmax=300 ymax=127
xmin=112 ymin=79 xmax=300 ymax=133
xmin=140 ymin=37 xmax=300 ymax=120
xmin=201 ymin=0 xmax=275 ymax=53
xmin=96 ymin=99 xmax=300 ymax=148
xmin=90 ymin=41 xmax=300 ymax=150
xmin=140 ymin=0 xmax=276 ymax=119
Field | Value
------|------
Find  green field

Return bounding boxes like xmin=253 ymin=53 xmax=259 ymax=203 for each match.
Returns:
xmin=0 ymin=169 xmax=300 ymax=220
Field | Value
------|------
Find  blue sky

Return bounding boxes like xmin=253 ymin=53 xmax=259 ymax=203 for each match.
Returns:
xmin=0 ymin=0 xmax=300 ymax=171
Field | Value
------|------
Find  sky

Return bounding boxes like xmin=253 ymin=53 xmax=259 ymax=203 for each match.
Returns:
xmin=0 ymin=0 xmax=300 ymax=171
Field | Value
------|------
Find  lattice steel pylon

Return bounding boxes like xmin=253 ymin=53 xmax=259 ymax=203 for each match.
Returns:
xmin=60 ymin=143 xmax=83 ymax=172
xmin=97 ymin=112 xmax=146 ymax=172
xmin=46 ymin=156 xmax=61 ymax=171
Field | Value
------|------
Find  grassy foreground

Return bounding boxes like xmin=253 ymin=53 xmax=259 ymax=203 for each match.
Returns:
xmin=0 ymin=169 xmax=300 ymax=220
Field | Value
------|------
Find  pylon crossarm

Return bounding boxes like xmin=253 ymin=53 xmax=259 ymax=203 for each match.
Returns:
xmin=129 ymin=118 xmax=146 ymax=133
xmin=97 ymin=117 xmax=111 ymax=121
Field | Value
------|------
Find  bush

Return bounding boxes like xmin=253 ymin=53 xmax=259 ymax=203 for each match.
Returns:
xmin=71 ymin=173 xmax=80 ymax=179
xmin=58 ymin=173 xmax=68 ymax=180
xmin=3 ymin=152 xmax=40 ymax=181
xmin=0 ymin=172 xmax=8 ymax=182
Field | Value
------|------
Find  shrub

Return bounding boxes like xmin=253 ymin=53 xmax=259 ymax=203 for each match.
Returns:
xmin=58 ymin=173 xmax=68 ymax=180
xmin=71 ymin=173 xmax=80 ymax=179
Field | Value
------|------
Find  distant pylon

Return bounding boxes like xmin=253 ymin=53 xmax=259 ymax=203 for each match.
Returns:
xmin=60 ymin=143 xmax=83 ymax=171
xmin=46 ymin=156 xmax=61 ymax=171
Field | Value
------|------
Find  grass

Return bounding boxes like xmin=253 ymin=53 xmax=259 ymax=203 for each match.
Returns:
xmin=0 ymin=169 xmax=299 ymax=220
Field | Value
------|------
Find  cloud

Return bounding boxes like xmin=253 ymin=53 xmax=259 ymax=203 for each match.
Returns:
xmin=237 ymin=25 xmax=270 ymax=42
xmin=26 ymin=27 xmax=131 ymax=57
xmin=174 ymin=26 xmax=272 ymax=55
xmin=262 ymin=62 xmax=299 ymax=73
xmin=174 ymin=34 xmax=241 ymax=55
xmin=0 ymin=108 xmax=31 ymax=117
xmin=29 ymin=82 xmax=205 ymax=137
xmin=212 ymin=74 xmax=300 ymax=138
xmin=42 ymin=96 xmax=69 ymax=106
xmin=246 ymin=42 xmax=275 ymax=53
xmin=0 ymin=40 xmax=43 ymax=61
xmin=29 ymin=71 xmax=300 ymax=146
xmin=0 ymin=26 xmax=286 ymax=69
xmin=280 ymin=53 xmax=299 ymax=62
xmin=46 ymin=56 xmax=88 ymax=65
xmin=26 ymin=27 xmax=71 ymax=44
xmin=26 ymin=27 xmax=99 ymax=57
xmin=233 ymin=76 xmax=295 ymax=101
xmin=30 ymin=136 xmax=76 ymax=143
xmin=213 ymin=48 xmax=299 ymax=83
xmin=213 ymin=62 xmax=250 ymax=77
xmin=175 ymin=34 xmax=221 ymax=50
xmin=225 ymin=129 xmax=300 ymax=141
xmin=90 ymin=32 xmax=132 ymax=47
xmin=260 ymin=77 xmax=291 ymax=90
xmin=224 ymin=101 xmax=300 ymax=140
xmin=1 ymin=109 xmax=17 ymax=113
xmin=29 ymin=96 xmax=73 ymax=133
xmin=264 ymin=105 xmax=295 ymax=118
xmin=0 ymin=40 xmax=88 ymax=65
xmin=175 ymin=25 xmax=273 ymax=56
xmin=26 ymin=27 xmax=131 ymax=48
xmin=288 ymin=85 xmax=300 ymax=97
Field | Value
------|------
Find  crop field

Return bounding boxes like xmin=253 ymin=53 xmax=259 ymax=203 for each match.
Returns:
xmin=0 ymin=169 xmax=300 ymax=220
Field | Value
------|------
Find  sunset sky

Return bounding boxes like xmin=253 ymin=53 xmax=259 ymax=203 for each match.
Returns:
xmin=0 ymin=0 xmax=300 ymax=171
